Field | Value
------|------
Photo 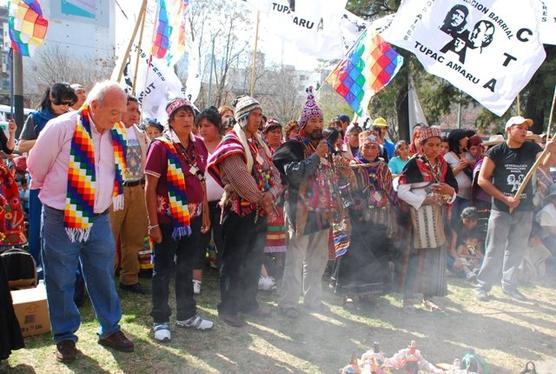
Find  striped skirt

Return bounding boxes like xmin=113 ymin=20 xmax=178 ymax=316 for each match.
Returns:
xmin=401 ymin=246 xmax=448 ymax=298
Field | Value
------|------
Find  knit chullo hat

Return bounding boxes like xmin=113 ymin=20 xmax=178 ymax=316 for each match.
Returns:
xmin=233 ymin=95 xmax=261 ymax=127
xmin=298 ymin=86 xmax=323 ymax=129
xmin=418 ymin=126 xmax=443 ymax=144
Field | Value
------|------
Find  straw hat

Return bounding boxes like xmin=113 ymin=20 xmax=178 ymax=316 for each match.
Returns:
xmin=525 ymin=131 xmax=543 ymax=143
xmin=482 ymin=134 xmax=505 ymax=146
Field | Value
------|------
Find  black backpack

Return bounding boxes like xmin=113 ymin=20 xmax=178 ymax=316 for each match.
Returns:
xmin=0 ymin=248 xmax=37 ymax=290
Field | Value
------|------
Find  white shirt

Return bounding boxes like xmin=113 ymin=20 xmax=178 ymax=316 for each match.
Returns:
xmin=444 ymin=151 xmax=473 ymax=200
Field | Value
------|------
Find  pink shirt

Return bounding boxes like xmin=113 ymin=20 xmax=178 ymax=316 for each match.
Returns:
xmin=27 ymin=111 xmax=116 ymax=213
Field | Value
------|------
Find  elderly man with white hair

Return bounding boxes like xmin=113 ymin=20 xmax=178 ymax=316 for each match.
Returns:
xmin=28 ymin=81 xmax=134 ymax=363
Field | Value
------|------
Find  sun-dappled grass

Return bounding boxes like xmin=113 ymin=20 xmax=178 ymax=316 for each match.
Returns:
xmin=3 ymin=270 xmax=556 ymax=373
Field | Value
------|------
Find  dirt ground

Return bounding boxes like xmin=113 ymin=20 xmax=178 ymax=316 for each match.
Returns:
xmin=3 ymin=272 xmax=556 ymax=373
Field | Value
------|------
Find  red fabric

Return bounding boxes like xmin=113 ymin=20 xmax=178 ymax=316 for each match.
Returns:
xmin=145 ymin=136 xmax=207 ymax=225
xmin=0 ymin=161 xmax=26 ymax=246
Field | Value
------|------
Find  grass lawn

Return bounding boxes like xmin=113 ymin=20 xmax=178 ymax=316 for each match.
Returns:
xmin=3 ymin=269 xmax=556 ymax=373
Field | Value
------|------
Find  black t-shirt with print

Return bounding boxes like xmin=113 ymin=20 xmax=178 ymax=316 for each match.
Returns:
xmin=486 ymin=141 xmax=542 ymax=212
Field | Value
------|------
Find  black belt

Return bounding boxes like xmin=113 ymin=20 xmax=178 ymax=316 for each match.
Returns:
xmin=46 ymin=206 xmax=108 ymax=216
xmin=123 ymin=179 xmax=145 ymax=187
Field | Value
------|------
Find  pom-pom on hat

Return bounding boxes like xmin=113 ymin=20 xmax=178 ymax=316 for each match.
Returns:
xmin=298 ymin=86 xmax=323 ymax=129
xmin=232 ymin=95 xmax=261 ymax=124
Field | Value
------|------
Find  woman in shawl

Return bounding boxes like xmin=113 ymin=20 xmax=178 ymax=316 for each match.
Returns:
xmin=398 ymin=126 xmax=458 ymax=311
xmin=334 ymin=131 xmax=398 ymax=306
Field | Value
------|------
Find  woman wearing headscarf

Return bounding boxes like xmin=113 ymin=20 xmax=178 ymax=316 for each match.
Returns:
xmin=17 ymin=83 xmax=77 ymax=274
xmin=398 ymin=126 xmax=458 ymax=311
xmin=334 ymin=131 xmax=398 ymax=306
xmin=145 ymin=98 xmax=213 ymax=342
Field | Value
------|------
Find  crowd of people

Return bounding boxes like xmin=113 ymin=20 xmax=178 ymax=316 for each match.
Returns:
xmin=1 ymin=80 xmax=556 ymax=364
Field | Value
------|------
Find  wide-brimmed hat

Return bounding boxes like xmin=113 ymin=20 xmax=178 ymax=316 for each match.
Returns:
xmin=505 ymin=116 xmax=533 ymax=130
xmin=526 ymin=131 xmax=543 ymax=143
xmin=482 ymin=134 xmax=505 ymax=146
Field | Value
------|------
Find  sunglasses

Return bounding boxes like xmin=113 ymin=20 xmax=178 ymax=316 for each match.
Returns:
xmin=52 ymin=100 xmax=75 ymax=106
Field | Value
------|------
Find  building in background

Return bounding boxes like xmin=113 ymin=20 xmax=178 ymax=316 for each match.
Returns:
xmin=41 ymin=0 xmax=115 ymax=61
xmin=0 ymin=6 xmax=10 ymax=105
xmin=13 ymin=0 xmax=117 ymax=102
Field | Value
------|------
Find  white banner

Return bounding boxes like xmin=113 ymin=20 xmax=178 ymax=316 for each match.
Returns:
xmin=184 ymin=41 xmax=201 ymax=104
xmin=122 ymin=46 xmax=184 ymax=125
xmin=246 ymin=0 xmax=348 ymax=58
xmin=382 ymin=0 xmax=546 ymax=116
xmin=408 ymin=77 xmax=427 ymax=136
xmin=537 ymin=0 xmax=556 ymax=45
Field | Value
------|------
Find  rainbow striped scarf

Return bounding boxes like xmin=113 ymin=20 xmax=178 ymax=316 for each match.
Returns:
xmin=64 ymin=105 xmax=126 ymax=242
xmin=159 ymin=137 xmax=192 ymax=239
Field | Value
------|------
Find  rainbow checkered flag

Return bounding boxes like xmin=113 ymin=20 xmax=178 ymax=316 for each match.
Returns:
xmin=152 ymin=0 xmax=190 ymax=66
xmin=326 ymin=30 xmax=403 ymax=116
xmin=8 ymin=0 xmax=48 ymax=56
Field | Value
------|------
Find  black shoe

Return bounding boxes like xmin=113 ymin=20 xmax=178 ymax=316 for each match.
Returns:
xmin=502 ymin=287 xmax=528 ymax=301
xmin=242 ymin=305 xmax=272 ymax=318
xmin=56 ymin=340 xmax=77 ymax=363
xmin=218 ymin=312 xmax=245 ymax=327
xmin=98 ymin=331 xmax=134 ymax=352
xmin=119 ymin=283 xmax=148 ymax=295
xmin=278 ymin=307 xmax=300 ymax=319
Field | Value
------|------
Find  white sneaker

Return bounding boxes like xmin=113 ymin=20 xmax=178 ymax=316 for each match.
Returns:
xmin=258 ymin=276 xmax=276 ymax=291
xmin=176 ymin=315 xmax=214 ymax=330
xmin=193 ymin=280 xmax=201 ymax=295
xmin=153 ymin=323 xmax=171 ymax=342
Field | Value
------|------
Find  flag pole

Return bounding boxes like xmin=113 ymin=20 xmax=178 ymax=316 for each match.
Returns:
xmin=132 ymin=6 xmax=147 ymax=95
xmin=249 ymin=10 xmax=260 ymax=96
xmin=516 ymin=93 xmax=521 ymax=116
xmin=13 ymin=50 xmax=24 ymax=137
xmin=9 ymin=49 xmax=14 ymax=118
xmin=546 ymin=85 xmax=556 ymax=142
xmin=114 ymin=0 xmax=148 ymax=82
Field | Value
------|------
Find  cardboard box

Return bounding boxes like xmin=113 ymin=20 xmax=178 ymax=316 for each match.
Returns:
xmin=11 ymin=283 xmax=51 ymax=337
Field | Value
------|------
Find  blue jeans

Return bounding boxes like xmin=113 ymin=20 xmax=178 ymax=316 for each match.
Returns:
xmin=41 ymin=206 xmax=122 ymax=343
xmin=476 ymin=209 xmax=533 ymax=291
xmin=28 ymin=189 xmax=42 ymax=277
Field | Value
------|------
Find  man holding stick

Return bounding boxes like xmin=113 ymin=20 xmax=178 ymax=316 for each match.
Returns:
xmin=476 ymin=116 xmax=556 ymax=301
